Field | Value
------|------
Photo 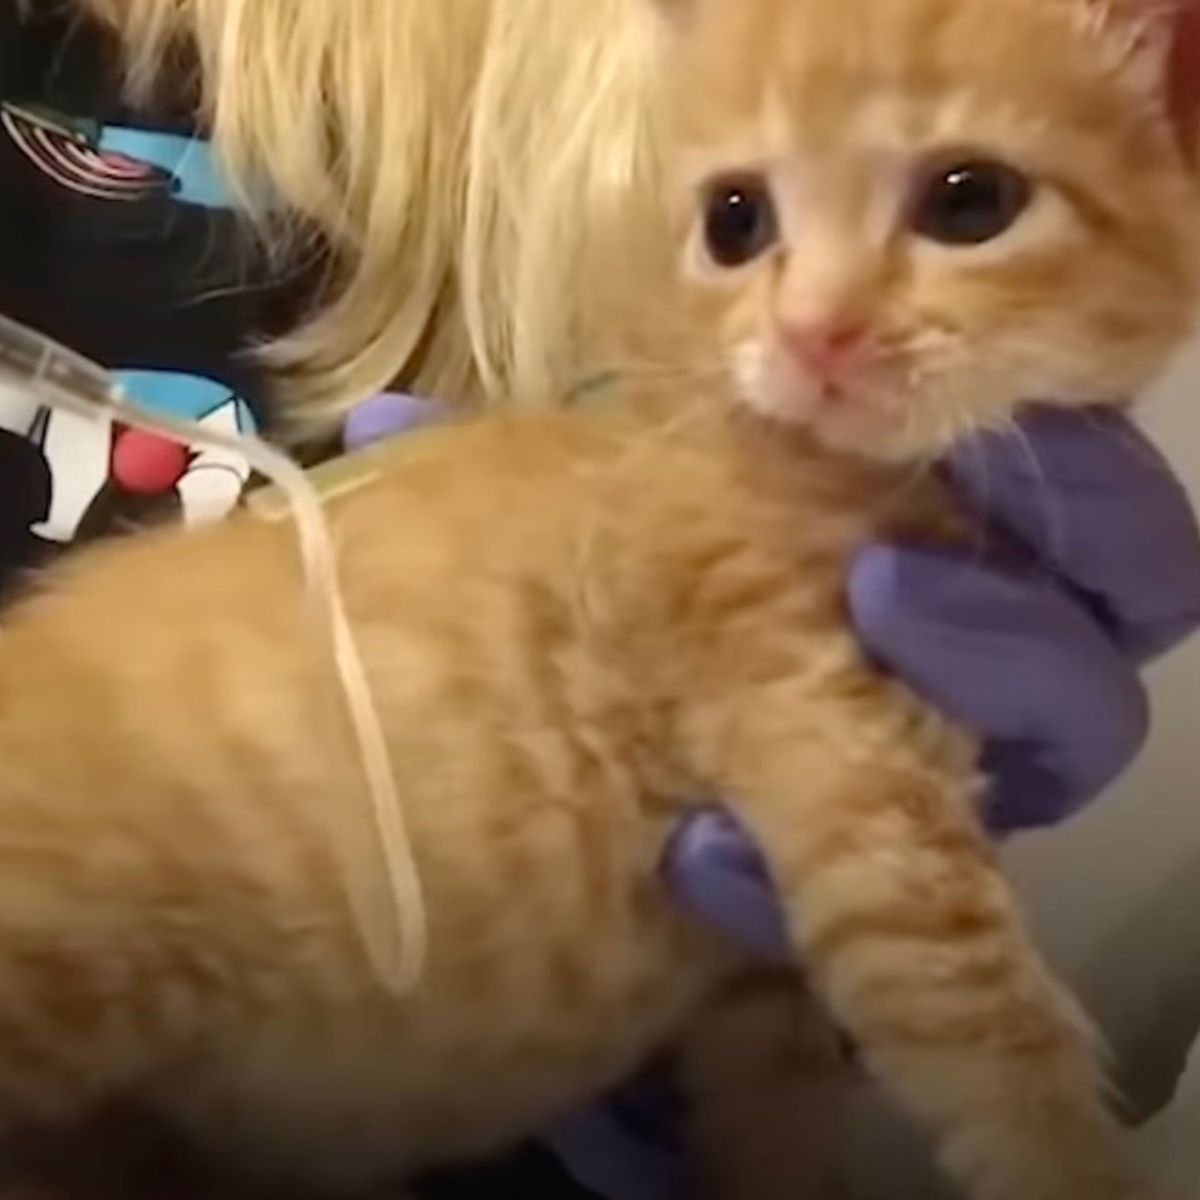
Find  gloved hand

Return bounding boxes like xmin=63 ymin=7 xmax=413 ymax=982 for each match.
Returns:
xmin=665 ymin=406 xmax=1200 ymax=957
xmin=344 ymin=394 xmax=1200 ymax=1200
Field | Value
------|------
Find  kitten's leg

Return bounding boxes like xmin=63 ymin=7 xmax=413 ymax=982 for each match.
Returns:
xmin=678 ymin=970 xmax=855 ymax=1200
xmin=689 ymin=684 xmax=1143 ymax=1200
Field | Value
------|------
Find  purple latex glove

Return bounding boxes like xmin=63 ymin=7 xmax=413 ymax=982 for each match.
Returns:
xmin=667 ymin=406 xmax=1200 ymax=957
xmin=344 ymin=392 xmax=446 ymax=448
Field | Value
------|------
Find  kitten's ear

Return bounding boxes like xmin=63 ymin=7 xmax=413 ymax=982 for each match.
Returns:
xmin=1090 ymin=0 xmax=1200 ymax=160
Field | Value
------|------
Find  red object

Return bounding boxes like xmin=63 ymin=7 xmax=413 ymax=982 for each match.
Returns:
xmin=111 ymin=428 xmax=189 ymax=495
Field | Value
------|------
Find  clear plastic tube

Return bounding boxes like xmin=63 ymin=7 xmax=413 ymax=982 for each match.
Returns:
xmin=0 ymin=313 xmax=426 ymax=996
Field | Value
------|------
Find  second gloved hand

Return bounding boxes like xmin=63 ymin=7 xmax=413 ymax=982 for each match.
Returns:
xmin=666 ymin=406 xmax=1200 ymax=958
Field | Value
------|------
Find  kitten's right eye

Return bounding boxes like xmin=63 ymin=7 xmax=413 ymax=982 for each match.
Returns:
xmin=701 ymin=175 xmax=778 ymax=268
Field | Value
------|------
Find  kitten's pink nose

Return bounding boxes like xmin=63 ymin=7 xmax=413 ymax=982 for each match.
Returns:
xmin=781 ymin=319 xmax=871 ymax=382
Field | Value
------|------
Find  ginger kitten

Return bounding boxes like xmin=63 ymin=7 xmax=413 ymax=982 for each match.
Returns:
xmin=662 ymin=0 xmax=1200 ymax=459
xmin=0 ymin=0 xmax=1197 ymax=1198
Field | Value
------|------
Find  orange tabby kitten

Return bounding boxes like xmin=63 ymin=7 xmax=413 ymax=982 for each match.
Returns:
xmin=0 ymin=0 xmax=1196 ymax=1197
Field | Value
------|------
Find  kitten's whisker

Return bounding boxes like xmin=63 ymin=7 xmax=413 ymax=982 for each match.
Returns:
xmin=876 ymin=455 xmax=939 ymax=517
xmin=610 ymin=392 xmax=715 ymax=468
xmin=952 ymin=427 xmax=999 ymax=565
xmin=1076 ymin=408 xmax=1177 ymax=479
xmin=998 ymin=418 xmax=1068 ymax=569
xmin=601 ymin=356 xmax=728 ymax=378
xmin=589 ymin=358 xmax=732 ymax=395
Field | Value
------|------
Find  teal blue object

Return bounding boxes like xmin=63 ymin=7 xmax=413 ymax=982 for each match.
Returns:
xmin=97 ymin=127 xmax=231 ymax=210
xmin=115 ymin=369 xmax=256 ymax=432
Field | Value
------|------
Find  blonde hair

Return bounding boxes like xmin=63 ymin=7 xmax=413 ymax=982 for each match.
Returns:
xmin=74 ymin=0 xmax=673 ymax=437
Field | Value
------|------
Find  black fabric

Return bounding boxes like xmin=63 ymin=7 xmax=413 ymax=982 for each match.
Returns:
xmin=0 ymin=3 xmax=109 ymax=114
xmin=414 ymin=1143 xmax=606 ymax=1200
xmin=0 ymin=0 xmax=297 ymax=589
xmin=0 ymin=6 xmax=265 ymax=399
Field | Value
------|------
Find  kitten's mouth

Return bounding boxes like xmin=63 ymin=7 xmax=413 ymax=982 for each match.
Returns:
xmin=811 ymin=384 xmax=908 ymax=443
xmin=742 ymin=362 xmax=921 ymax=460
xmin=733 ymin=341 xmax=949 ymax=460
xmin=790 ymin=369 xmax=904 ymax=425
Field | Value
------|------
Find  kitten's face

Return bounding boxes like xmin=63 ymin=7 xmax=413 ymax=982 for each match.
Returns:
xmin=665 ymin=0 xmax=1200 ymax=461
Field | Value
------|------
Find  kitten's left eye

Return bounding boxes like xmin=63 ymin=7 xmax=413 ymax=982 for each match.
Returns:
xmin=910 ymin=160 xmax=1032 ymax=246
xmin=701 ymin=175 xmax=779 ymax=267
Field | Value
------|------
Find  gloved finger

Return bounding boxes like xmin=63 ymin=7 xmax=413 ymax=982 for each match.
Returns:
xmin=658 ymin=549 xmax=1148 ymax=942
xmin=850 ymin=543 xmax=1149 ymax=830
xmin=948 ymin=407 xmax=1200 ymax=663
xmin=662 ymin=808 xmax=790 ymax=961
xmin=342 ymin=392 xmax=448 ymax=452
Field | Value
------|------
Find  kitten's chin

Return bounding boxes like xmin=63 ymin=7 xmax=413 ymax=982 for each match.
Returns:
xmin=735 ymin=376 xmax=942 ymax=464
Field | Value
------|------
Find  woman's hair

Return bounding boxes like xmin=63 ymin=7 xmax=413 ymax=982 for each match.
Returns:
xmin=74 ymin=0 xmax=672 ymax=437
